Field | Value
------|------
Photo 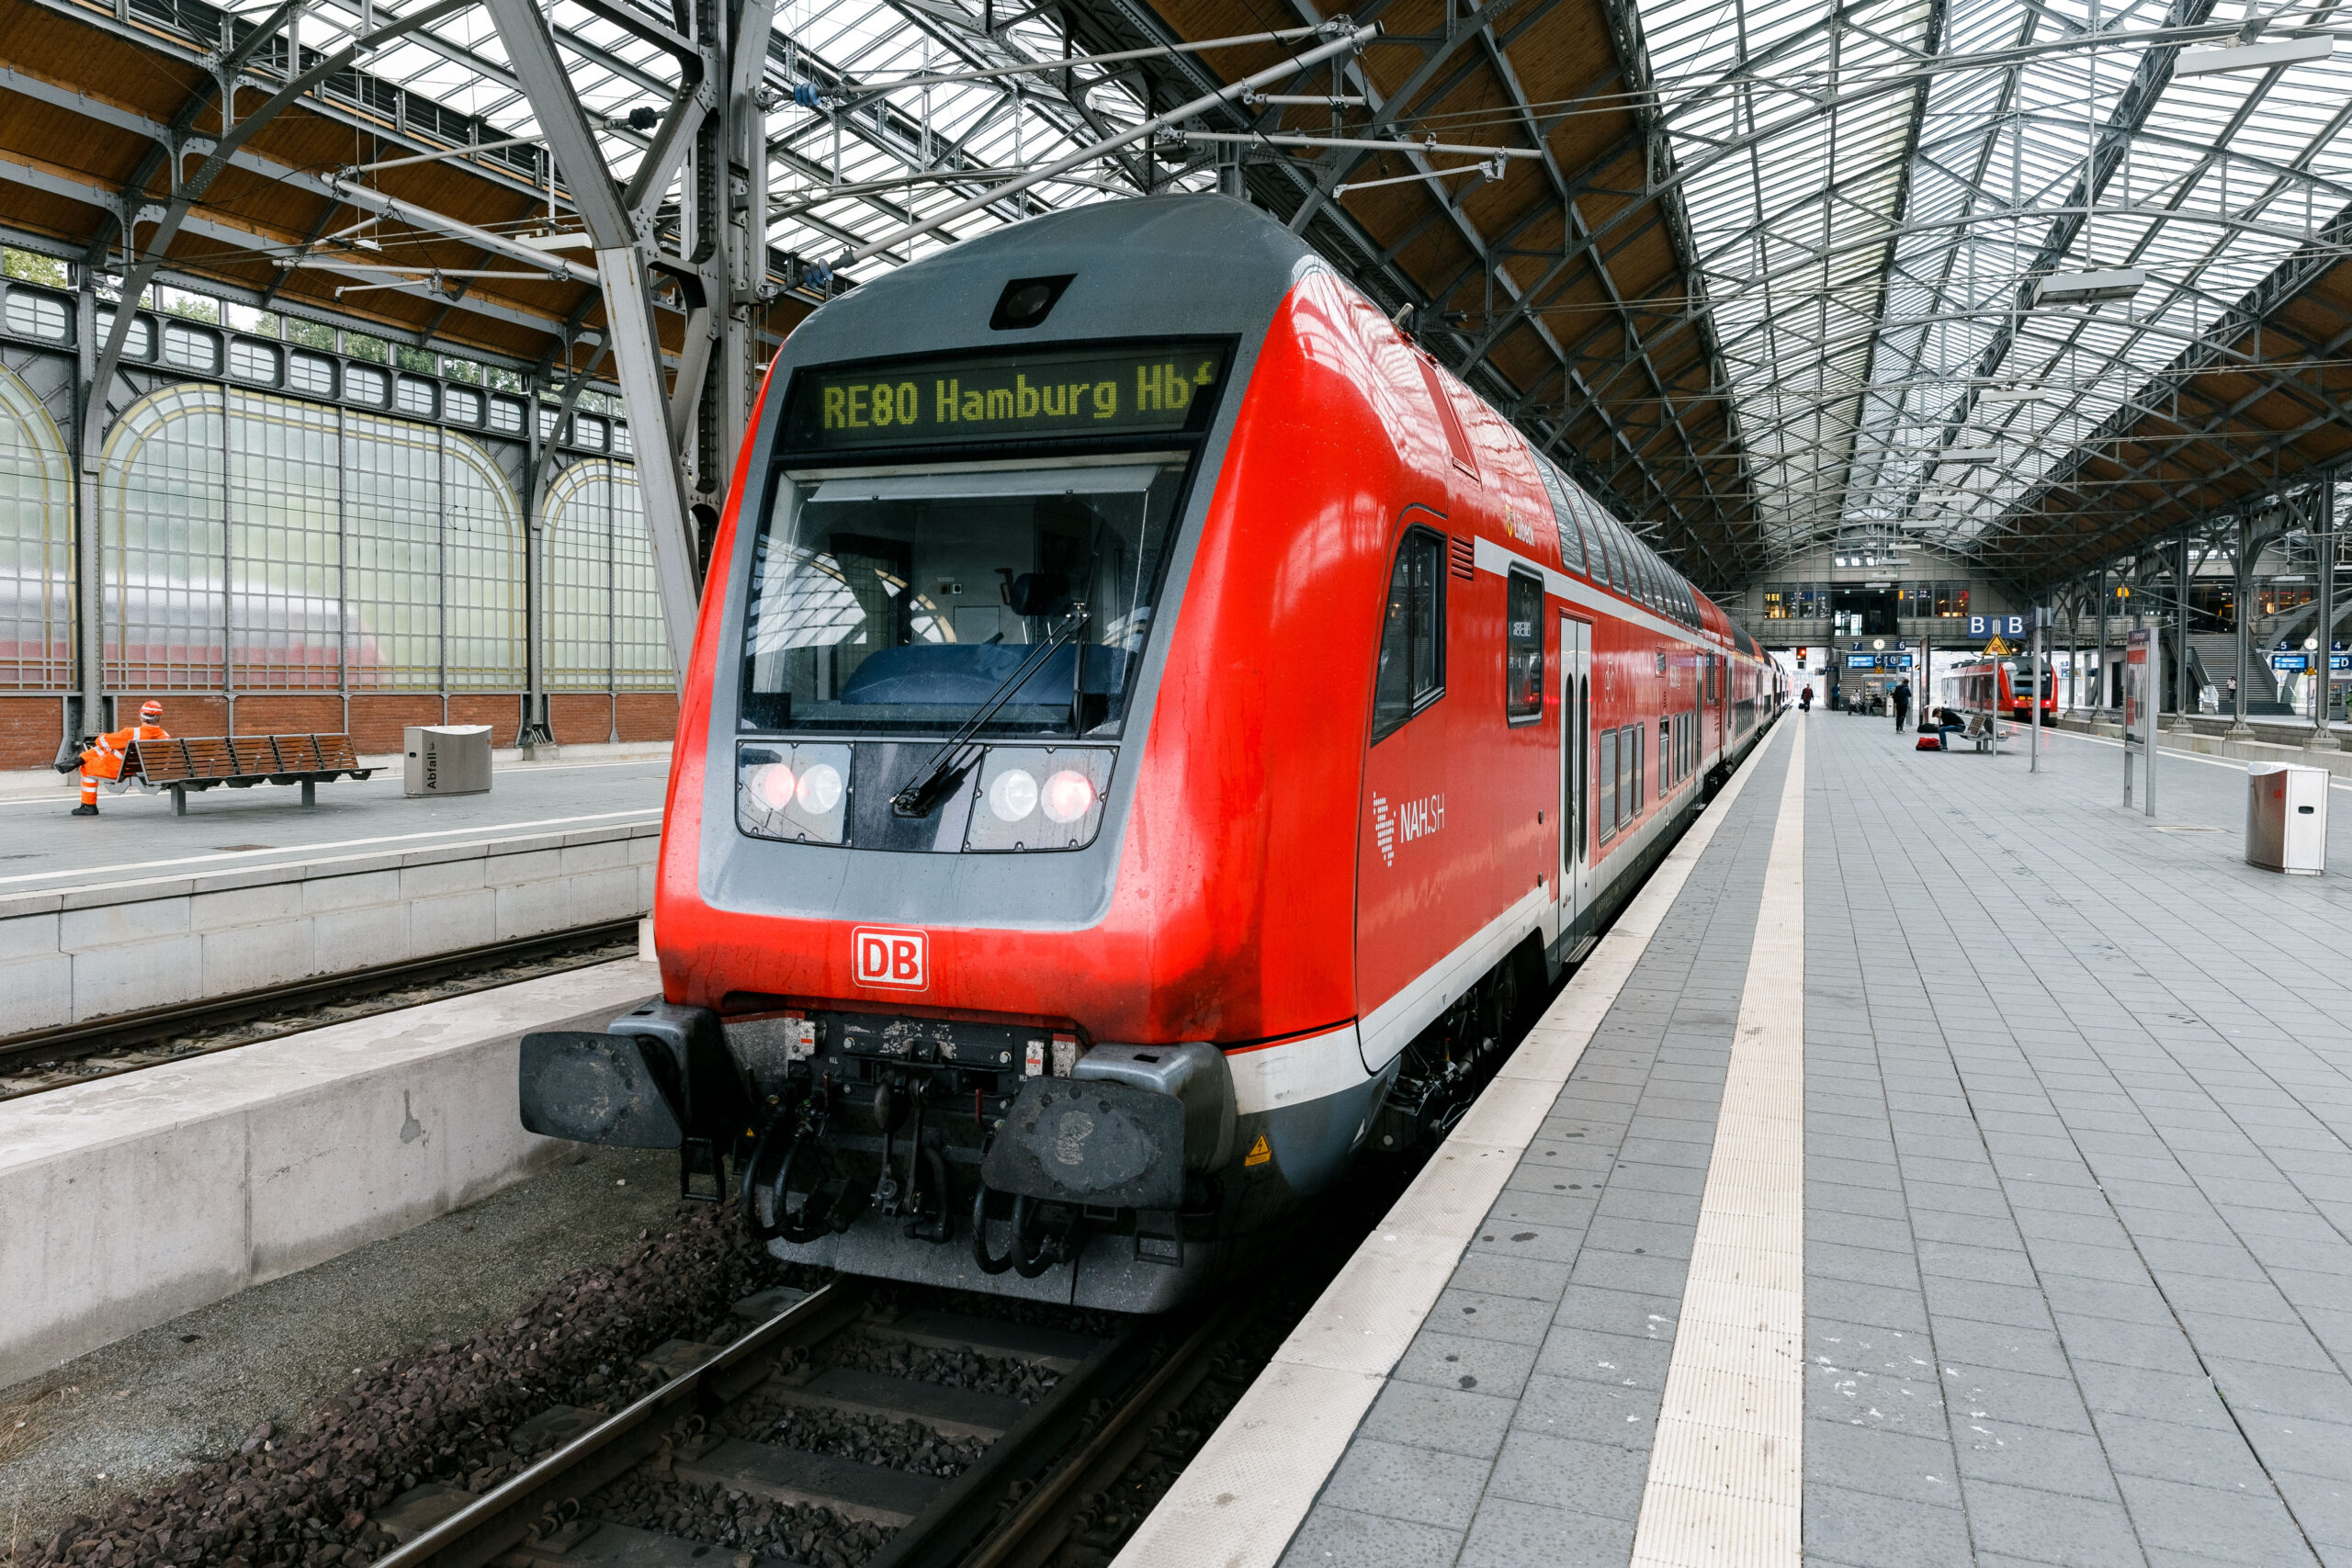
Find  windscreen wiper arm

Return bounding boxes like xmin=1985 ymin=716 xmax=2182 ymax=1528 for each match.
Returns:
xmin=891 ymin=604 xmax=1087 ymax=818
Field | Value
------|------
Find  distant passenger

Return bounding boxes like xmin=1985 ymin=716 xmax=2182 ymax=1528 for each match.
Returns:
xmin=1892 ymin=678 xmax=1913 ymax=730
xmin=1800 ymin=684 xmax=1814 ymax=713
xmin=59 ymin=700 xmax=168 ymax=817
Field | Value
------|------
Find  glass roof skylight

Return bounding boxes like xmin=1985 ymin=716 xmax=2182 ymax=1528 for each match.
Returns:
xmin=1633 ymin=0 xmax=2352 ymax=570
xmin=264 ymin=0 xmax=1204 ymax=281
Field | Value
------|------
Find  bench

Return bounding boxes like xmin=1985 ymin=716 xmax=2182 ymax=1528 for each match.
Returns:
xmin=119 ymin=733 xmax=374 ymax=814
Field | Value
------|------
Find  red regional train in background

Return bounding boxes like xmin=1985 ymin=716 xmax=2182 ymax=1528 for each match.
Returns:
xmin=520 ymin=196 xmax=1784 ymax=1313
xmin=1947 ymin=656 xmax=2056 ymax=725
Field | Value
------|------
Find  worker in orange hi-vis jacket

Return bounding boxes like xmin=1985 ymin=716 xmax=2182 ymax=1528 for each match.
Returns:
xmin=57 ymin=699 xmax=168 ymax=816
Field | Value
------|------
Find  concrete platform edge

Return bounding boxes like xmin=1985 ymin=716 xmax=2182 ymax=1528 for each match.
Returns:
xmin=0 ymin=819 xmax=659 ymax=1029
xmin=0 ymin=958 xmax=662 ymax=1392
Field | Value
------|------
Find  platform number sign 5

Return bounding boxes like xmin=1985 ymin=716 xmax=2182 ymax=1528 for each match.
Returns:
xmin=853 ymin=926 xmax=929 ymax=990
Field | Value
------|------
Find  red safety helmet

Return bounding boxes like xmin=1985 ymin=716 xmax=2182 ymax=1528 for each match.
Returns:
xmin=139 ymin=700 xmax=164 ymax=722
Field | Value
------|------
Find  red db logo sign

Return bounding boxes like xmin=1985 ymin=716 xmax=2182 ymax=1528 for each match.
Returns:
xmin=852 ymin=926 xmax=928 ymax=990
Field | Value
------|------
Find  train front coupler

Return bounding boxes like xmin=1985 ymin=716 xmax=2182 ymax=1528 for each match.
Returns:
xmin=967 ymin=1042 xmax=1238 ymax=1270
xmin=517 ymin=1001 xmax=753 ymax=1202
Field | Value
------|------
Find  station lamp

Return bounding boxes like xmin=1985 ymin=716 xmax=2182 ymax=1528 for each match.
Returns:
xmin=2177 ymin=35 xmax=2335 ymax=74
xmin=2034 ymin=268 xmax=2145 ymax=306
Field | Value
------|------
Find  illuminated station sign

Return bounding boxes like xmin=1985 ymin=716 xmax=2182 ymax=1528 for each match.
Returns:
xmin=784 ymin=342 xmax=1230 ymax=452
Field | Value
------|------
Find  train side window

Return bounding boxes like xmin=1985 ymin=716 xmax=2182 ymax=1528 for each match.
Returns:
xmin=1532 ymin=453 xmax=1587 ymax=576
xmin=1373 ymin=525 xmax=1448 ymax=741
xmin=1597 ymin=728 xmax=1618 ymax=840
xmin=1506 ymin=570 xmax=1544 ymax=723
xmin=1631 ymin=724 xmax=1645 ymax=812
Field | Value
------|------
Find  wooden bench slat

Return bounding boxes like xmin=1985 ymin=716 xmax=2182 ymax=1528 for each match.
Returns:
xmin=119 ymin=733 xmax=365 ymax=790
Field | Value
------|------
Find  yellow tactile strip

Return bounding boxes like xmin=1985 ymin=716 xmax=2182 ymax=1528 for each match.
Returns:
xmin=1111 ymin=723 xmax=1792 ymax=1568
xmin=1629 ymin=719 xmax=1807 ymax=1568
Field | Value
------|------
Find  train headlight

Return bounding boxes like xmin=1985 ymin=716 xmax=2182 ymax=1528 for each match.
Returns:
xmin=965 ymin=748 xmax=1114 ymax=852
xmin=796 ymin=761 xmax=844 ymax=814
xmin=988 ymin=767 xmax=1040 ymax=823
xmin=748 ymin=761 xmax=796 ymax=813
xmin=1042 ymin=769 xmax=1095 ymax=824
xmin=736 ymin=742 xmax=852 ymax=844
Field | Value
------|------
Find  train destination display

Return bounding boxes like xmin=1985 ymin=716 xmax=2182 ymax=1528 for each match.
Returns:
xmin=785 ymin=342 xmax=1229 ymax=451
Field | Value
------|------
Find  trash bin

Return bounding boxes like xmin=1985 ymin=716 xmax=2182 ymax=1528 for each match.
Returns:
xmin=2245 ymin=761 xmax=2326 ymax=874
xmin=403 ymin=724 xmax=493 ymax=797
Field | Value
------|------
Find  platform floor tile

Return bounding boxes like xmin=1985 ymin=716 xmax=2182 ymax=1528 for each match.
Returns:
xmin=1268 ymin=711 xmax=2352 ymax=1568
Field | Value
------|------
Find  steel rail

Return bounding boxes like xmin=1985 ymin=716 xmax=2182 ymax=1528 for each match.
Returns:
xmin=371 ymin=1282 xmax=872 ymax=1568
xmin=362 ymin=1276 xmax=1169 ymax=1568
xmin=0 ymin=918 xmax=642 ymax=1077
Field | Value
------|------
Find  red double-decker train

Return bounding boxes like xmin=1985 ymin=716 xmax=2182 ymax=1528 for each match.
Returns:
xmin=1948 ymin=656 xmax=2057 ymax=724
xmin=519 ymin=197 xmax=1783 ymax=1311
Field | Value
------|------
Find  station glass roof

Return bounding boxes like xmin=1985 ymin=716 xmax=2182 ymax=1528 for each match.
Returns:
xmin=32 ymin=0 xmax=2352 ymax=587
xmin=270 ymin=0 xmax=1189 ymax=276
xmin=1633 ymin=0 xmax=2352 ymax=567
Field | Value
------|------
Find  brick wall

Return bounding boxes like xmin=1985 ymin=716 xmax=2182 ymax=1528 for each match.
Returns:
xmin=232 ymin=694 xmax=345 ymax=737
xmin=347 ymin=694 xmax=445 ymax=754
xmin=8 ymin=689 xmax=660 ymax=771
xmin=0 ymin=696 xmax=64 ymax=770
xmin=550 ymin=694 xmax=614 ymax=745
xmin=129 ymin=694 xmax=230 ymax=739
xmin=616 ymin=692 xmax=679 ymax=742
xmin=448 ymin=694 xmax=523 ymax=745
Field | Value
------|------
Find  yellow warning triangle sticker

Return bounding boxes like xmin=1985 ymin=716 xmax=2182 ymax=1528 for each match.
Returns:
xmin=1244 ymin=1133 xmax=1272 ymax=1167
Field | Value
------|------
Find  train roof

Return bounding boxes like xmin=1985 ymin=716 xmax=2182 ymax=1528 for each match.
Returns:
xmin=783 ymin=196 xmax=1316 ymax=374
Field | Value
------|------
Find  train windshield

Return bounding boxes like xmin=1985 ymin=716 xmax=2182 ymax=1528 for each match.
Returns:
xmin=739 ymin=461 xmax=1189 ymax=737
xmin=2003 ymin=662 xmax=2056 ymax=698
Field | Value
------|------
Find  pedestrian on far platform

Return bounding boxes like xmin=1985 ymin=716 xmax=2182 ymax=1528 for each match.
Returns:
xmin=1892 ymin=677 xmax=1913 ymax=730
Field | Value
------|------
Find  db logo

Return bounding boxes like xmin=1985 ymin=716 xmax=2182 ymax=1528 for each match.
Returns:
xmin=852 ymin=926 xmax=928 ymax=990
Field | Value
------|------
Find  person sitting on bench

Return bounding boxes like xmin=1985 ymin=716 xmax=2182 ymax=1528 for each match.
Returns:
xmin=57 ymin=700 xmax=168 ymax=816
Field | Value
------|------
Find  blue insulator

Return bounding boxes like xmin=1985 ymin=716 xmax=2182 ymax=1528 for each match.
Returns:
xmin=792 ymin=82 xmax=825 ymax=108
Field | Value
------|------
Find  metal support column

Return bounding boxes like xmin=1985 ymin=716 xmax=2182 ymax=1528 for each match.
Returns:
xmin=70 ymin=272 xmax=104 ymax=761
xmin=2230 ymin=516 xmax=2256 ymax=738
xmin=2174 ymin=534 xmax=2193 ymax=729
xmin=2312 ymin=484 xmax=2339 ymax=750
xmin=2097 ymin=564 xmax=2109 ymax=716
xmin=486 ymin=0 xmax=711 ymax=677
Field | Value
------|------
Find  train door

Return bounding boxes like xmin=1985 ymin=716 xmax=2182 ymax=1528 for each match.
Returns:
xmin=1562 ymin=615 xmax=1592 ymax=926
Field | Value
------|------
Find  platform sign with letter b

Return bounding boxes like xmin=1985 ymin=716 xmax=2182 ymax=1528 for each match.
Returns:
xmin=1968 ymin=614 xmax=2027 ymax=637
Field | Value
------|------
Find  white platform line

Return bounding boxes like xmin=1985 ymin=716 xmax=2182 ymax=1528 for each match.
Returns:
xmin=1629 ymin=718 xmax=1807 ymax=1568
xmin=0 ymin=807 xmax=662 ymax=887
xmin=1110 ymin=720 xmax=1792 ymax=1568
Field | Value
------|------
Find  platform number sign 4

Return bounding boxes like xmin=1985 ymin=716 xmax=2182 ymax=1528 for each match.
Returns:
xmin=853 ymin=926 xmax=929 ymax=990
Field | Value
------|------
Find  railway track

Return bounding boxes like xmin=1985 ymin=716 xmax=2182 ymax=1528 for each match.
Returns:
xmin=365 ymin=1280 xmax=1252 ymax=1568
xmin=0 ymin=919 xmax=643 ymax=1098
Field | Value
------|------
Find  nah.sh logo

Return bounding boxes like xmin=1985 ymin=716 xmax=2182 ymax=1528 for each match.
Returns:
xmin=1372 ymin=792 xmax=1443 ymax=867
xmin=853 ymin=926 xmax=928 ymax=990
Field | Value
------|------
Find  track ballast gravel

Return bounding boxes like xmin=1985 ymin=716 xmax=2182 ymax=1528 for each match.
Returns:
xmin=7 ymin=1205 xmax=804 ymax=1567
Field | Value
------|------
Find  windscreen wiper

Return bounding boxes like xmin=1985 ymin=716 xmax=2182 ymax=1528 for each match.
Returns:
xmin=891 ymin=604 xmax=1088 ymax=818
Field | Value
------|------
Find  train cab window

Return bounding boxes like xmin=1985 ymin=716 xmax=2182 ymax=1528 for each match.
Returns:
xmin=740 ymin=461 xmax=1187 ymax=737
xmin=1374 ymin=526 xmax=1448 ymax=740
xmin=1598 ymin=728 xmax=1618 ymax=840
xmin=1506 ymin=570 xmax=1544 ymax=723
